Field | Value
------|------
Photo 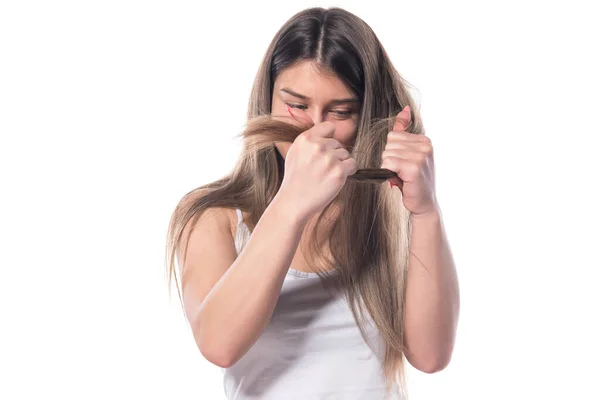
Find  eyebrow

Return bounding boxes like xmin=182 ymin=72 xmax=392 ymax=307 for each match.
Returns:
xmin=280 ymin=88 xmax=359 ymax=104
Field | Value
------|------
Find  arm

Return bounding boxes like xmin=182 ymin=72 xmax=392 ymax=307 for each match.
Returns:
xmin=403 ymin=207 xmax=460 ymax=373
xmin=179 ymin=191 xmax=307 ymax=368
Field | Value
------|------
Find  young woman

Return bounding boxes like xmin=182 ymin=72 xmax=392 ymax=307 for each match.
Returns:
xmin=166 ymin=7 xmax=459 ymax=400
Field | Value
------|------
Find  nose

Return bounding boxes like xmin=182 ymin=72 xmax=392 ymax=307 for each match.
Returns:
xmin=307 ymin=110 xmax=323 ymax=125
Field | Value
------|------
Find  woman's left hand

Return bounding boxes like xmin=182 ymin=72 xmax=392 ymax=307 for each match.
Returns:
xmin=381 ymin=106 xmax=438 ymax=216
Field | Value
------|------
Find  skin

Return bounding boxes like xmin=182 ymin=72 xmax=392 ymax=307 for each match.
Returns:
xmin=269 ymin=60 xmax=360 ymax=271
xmin=271 ymin=60 xmax=460 ymax=372
xmin=182 ymin=59 xmax=459 ymax=374
xmin=271 ymin=60 xmax=360 ymax=158
xmin=382 ymin=109 xmax=460 ymax=372
xmin=181 ymin=62 xmax=364 ymax=370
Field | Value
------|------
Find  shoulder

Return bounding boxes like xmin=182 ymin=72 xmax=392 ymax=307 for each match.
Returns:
xmin=179 ymin=188 xmax=239 ymax=242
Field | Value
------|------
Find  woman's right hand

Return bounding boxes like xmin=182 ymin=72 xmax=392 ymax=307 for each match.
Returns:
xmin=277 ymin=112 xmax=358 ymax=221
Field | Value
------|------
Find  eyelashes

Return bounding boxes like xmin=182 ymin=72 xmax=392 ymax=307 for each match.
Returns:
xmin=286 ymin=103 xmax=307 ymax=111
xmin=285 ymin=102 xmax=355 ymax=119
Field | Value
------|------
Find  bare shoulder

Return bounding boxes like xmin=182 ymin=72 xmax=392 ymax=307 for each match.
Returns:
xmin=179 ymin=189 xmax=238 ymax=243
xmin=186 ymin=206 xmax=237 ymax=238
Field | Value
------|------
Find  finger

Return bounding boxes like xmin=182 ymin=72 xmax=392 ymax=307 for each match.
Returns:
xmin=382 ymin=149 xmax=426 ymax=164
xmin=384 ymin=141 xmax=411 ymax=151
xmin=325 ymin=137 xmax=343 ymax=150
xmin=392 ymin=105 xmax=412 ymax=132
xmin=341 ymin=156 xmax=358 ymax=176
xmin=387 ymin=130 xmax=428 ymax=142
xmin=385 ymin=140 xmax=432 ymax=153
xmin=310 ymin=136 xmax=343 ymax=151
xmin=386 ymin=177 xmax=403 ymax=190
xmin=378 ymin=161 xmax=403 ymax=188
xmin=381 ymin=156 xmax=420 ymax=183
xmin=307 ymin=121 xmax=336 ymax=139
xmin=333 ymin=147 xmax=350 ymax=161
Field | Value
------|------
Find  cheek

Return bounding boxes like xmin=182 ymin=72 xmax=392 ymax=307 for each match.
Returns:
xmin=272 ymin=101 xmax=285 ymax=115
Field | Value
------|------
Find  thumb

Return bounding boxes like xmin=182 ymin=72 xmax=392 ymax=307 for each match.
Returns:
xmin=392 ymin=105 xmax=411 ymax=132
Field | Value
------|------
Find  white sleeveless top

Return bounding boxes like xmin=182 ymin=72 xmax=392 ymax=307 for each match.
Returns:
xmin=221 ymin=209 xmax=403 ymax=400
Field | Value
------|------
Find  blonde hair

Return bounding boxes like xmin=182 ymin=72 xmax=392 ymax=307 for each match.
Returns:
xmin=165 ymin=6 xmax=425 ymax=396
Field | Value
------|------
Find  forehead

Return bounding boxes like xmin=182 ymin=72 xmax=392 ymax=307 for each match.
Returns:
xmin=274 ymin=61 xmax=354 ymax=100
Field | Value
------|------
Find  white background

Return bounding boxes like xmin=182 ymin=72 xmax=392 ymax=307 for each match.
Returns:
xmin=1 ymin=1 xmax=599 ymax=399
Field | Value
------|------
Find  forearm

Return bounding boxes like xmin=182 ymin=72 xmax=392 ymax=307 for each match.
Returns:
xmin=403 ymin=207 xmax=460 ymax=372
xmin=195 ymin=192 xmax=307 ymax=366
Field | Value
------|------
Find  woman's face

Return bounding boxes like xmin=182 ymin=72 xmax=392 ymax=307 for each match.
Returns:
xmin=271 ymin=61 xmax=360 ymax=158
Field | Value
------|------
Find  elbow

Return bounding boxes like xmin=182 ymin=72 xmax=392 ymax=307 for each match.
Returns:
xmin=418 ymin=357 xmax=450 ymax=374
xmin=407 ymin=349 xmax=453 ymax=374
xmin=196 ymin=334 xmax=240 ymax=368
xmin=404 ymin=325 xmax=458 ymax=374
xmin=200 ymin=346 xmax=237 ymax=368
xmin=193 ymin=326 xmax=241 ymax=368
xmin=189 ymin=311 xmax=240 ymax=368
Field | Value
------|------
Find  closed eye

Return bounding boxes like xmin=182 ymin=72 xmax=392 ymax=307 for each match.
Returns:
xmin=285 ymin=103 xmax=356 ymax=121
xmin=330 ymin=108 xmax=356 ymax=120
xmin=286 ymin=103 xmax=308 ymax=111
xmin=332 ymin=110 xmax=352 ymax=116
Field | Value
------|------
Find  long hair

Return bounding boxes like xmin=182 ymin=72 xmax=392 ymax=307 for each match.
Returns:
xmin=165 ymin=6 xmax=425 ymax=395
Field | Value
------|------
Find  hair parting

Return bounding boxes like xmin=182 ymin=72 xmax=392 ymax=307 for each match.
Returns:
xmin=165 ymin=7 xmax=425 ymax=396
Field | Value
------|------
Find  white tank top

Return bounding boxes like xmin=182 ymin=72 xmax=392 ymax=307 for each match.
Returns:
xmin=221 ymin=209 xmax=403 ymax=400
